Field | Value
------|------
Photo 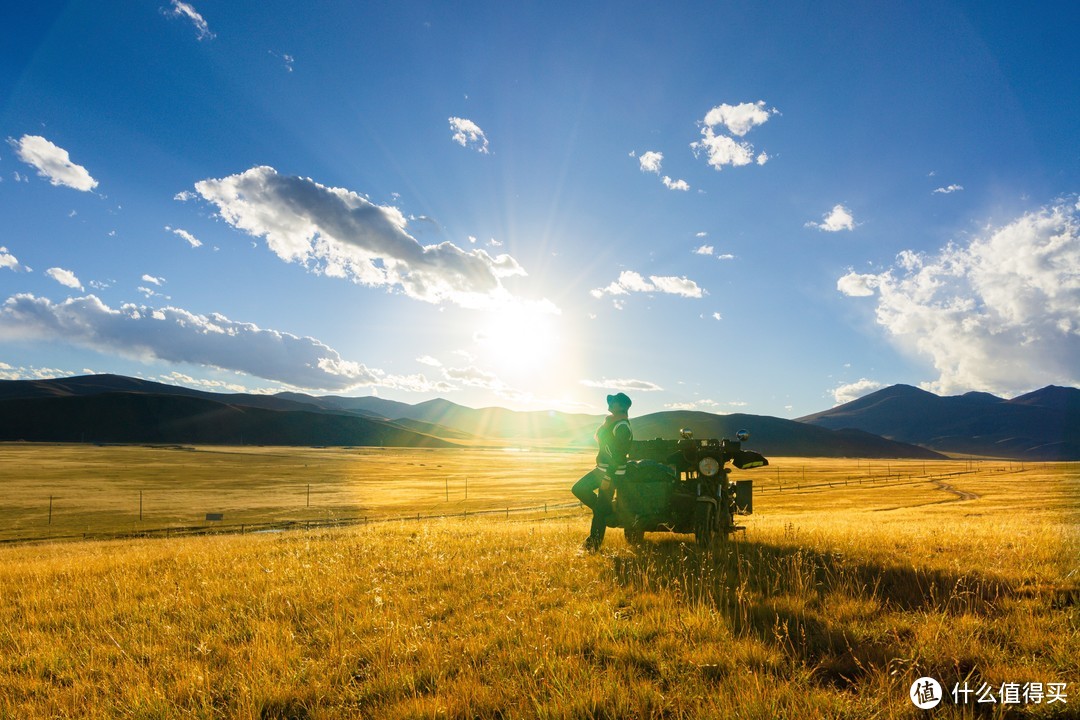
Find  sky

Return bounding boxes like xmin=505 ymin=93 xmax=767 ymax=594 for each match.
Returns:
xmin=1 ymin=0 xmax=1078 ymax=418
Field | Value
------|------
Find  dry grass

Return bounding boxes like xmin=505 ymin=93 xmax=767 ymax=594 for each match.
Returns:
xmin=0 ymin=445 xmax=593 ymax=542
xmin=0 ymin=450 xmax=1077 ymax=718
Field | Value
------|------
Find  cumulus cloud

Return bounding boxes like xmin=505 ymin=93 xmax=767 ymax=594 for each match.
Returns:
xmin=807 ymin=204 xmax=856 ymax=232
xmin=0 ymin=293 xmax=439 ymax=392
xmin=165 ymin=226 xmax=203 ymax=248
xmin=448 ymin=117 xmax=489 ymax=153
xmin=193 ymin=166 xmax=540 ymax=310
xmin=11 ymin=135 xmax=98 ymax=191
xmin=832 ymin=378 xmax=884 ymax=405
xmin=838 ymin=199 xmax=1080 ymax=395
xmin=665 ymin=399 xmax=718 ymax=410
xmin=702 ymin=101 xmax=776 ymax=137
xmin=933 ymin=184 xmax=964 ymax=194
xmin=694 ymin=244 xmax=715 ymax=255
xmin=45 ymin=267 xmax=83 ymax=290
xmin=836 ymin=271 xmax=879 ymax=297
xmin=662 ymin=176 xmax=690 ymax=191
xmin=141 ymin=274 xmax=165 ymax=286
xmin=1 ymin=247 xmax=24 ymax=272
xmin=166 ymin=0 xmax=214 ymax=40
xmin=638 ymin=151 xmax=663 ymax=174
xmin=591 ymin=270 xmax=704 ymax=301
xmin=0 ymin=362 xmax=78 ymax=381
xmin=691 ymin=101 xmax=776 ymax=171
xmin=580 ymin=378 xmax=664 ymax=392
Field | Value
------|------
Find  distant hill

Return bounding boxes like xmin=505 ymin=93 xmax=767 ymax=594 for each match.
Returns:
xmin=5 ymin=374 xmax=1072 ymax=458
xmin=797 ymin=384 xmax=1080 ymax=460
xmin=632 ymin=411 xmax=946 ymax=459
xmin=0 ymin=392 xmax=454 ymax=447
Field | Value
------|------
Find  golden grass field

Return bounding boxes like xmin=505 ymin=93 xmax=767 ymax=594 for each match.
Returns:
xmin=0 ymin=445 xmax=1077 ymax=718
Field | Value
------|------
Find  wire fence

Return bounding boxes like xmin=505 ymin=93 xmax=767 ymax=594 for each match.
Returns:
xmin=0 ymin=501 xmax=586 ymax=546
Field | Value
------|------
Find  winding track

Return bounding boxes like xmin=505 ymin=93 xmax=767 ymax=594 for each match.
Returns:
xmin=931 ymin=479 xmax=980 ymax=502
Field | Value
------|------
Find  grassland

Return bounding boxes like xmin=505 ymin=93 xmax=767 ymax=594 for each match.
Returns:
xmin=0 ymin=444 xmax=592 ymax=542
xmin=0 ymin=447 xmax=1077 ymax=718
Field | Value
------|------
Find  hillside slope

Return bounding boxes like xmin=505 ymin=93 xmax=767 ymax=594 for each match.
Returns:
xmin=797 ymin=384 xmax=1080 ymax=459
xmin=0 ymin=393 xmax=455 ymax=447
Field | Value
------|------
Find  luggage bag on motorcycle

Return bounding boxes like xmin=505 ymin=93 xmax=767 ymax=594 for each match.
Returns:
xmin=616 ymin=460 xmax=677 ymax=523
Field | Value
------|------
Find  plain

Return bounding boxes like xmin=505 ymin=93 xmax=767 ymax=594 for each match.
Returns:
xmin=0 ymin=446 xmax=1077 ymax=718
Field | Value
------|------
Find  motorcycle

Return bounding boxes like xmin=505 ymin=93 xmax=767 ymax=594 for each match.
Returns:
xmin=609 ymin=429 xmax=768 ymax=546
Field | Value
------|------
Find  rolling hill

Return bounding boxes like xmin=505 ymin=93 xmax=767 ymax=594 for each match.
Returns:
xmin=0 ymin=390 xmax=453 ymax=448
xmin=630 ymin=411 xmax=946 ymax=459
xmin=1 ymin=374 xmax=1073 ymax=458
xmin=797 ymin=384 xmax=1080 ymax=460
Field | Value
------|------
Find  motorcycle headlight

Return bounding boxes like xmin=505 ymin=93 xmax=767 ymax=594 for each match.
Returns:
xmin=698 ymin=456 xmax=721 ymax=477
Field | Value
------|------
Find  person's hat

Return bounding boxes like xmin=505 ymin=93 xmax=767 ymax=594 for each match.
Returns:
xmin=606 ymin=392 xmax=632 ymax=410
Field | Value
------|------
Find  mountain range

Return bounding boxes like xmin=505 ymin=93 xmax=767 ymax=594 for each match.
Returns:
xmin=798 ymin=384 xmax=1080 ymax=460
xmin=0 ymin=374 xmax=1076 ymax=459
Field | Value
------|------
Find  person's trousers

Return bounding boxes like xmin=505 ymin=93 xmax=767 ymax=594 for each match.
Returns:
xmin=572 ymin=468 xmax=613 ymax=545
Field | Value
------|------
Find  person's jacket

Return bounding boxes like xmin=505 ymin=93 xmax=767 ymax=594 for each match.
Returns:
xmin=595 ymin=412 xmax=633 ymax=479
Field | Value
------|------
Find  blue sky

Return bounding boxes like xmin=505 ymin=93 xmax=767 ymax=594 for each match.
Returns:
xmin=1 ymin=0 xmax=1078 ymax=418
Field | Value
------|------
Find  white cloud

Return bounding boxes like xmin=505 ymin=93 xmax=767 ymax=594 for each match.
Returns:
xmin=159 ymin=371 xmax=251 ymax=394
xmin=694 ymin=244 xmax=715 ymax=255
xmin=662 ymin=176 xmax=690 ymax=191
xmin=591 ymin=270 xmax=704 ymax=301
xmin=0 ymin=362 xmax=78 ymax=381
xmin=580 ymin=378 xmax=664 ymax=392
xmin=933 ymin=184 xmax=964 ymax=194
xmin=141 ymin=274 xmax=165 ymax=286
xmin=836 ymin=271 xmax=879 ymax=297
xmin=1 ymin=247 xmax=24 ymax=272
xmin=448 ymin=117 xmax=489 ymax=153
xmin=665 ymin=400 xmax=715 ymax=410
xmin=838 ymin=199 xmax=1080 ymax=395
xmin=167 ymin=0 xmax=214 ymax=40
xmin=696 ymin=232 xmax=708 ymax=237
xmin=416 ymin=355 xmax=442 ymax=367
xmin=45 ymin=267 xmax=83 ymax=290
xmin=166 ymin=226 xmax=203 ymax=248
xmin=711 ymin=312 xmax=722 ymax=321
xmin=807 ymin=204 xmax=856 ymax=232
xmin=638 ymin=151 xmax=663 ymax=174
xmin=444 ymin=365 xmax=501 ymax=388
xmin=193 ymin=166 xmax=541 ymax=310
xmin=831 ymin=378 xmax=884 ymax=405
xmin=691 ymin=101 xmax=776 ymax=172
xmin=702 ymin=101 xmax=776 ymax=137
xmin=0 ymin=293 xmax=441 ymax=392
xmin=692 ymin=132 xmax=756 ymax=170
xmin=11 ymin=135 xmax=98 ymax=191
xmin=174 ymin=190 xmax=196 ymax=202
xmin=717 ymin=253 xmax=735 ymax=260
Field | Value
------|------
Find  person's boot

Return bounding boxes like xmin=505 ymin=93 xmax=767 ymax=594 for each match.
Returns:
xmin=583 ymin=514 xmax=607 ymax=552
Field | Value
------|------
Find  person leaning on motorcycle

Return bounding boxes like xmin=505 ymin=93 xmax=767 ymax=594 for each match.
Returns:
xmin=572 ymin=392 xmax=633 ymax=552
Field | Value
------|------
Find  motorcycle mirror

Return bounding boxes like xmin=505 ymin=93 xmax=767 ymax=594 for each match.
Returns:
xmin=735 ymin=429 xmax=750 ymax=442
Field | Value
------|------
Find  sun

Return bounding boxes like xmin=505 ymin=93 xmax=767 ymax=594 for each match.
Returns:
xmin=474 ymin=303 xmax=564 ymax=378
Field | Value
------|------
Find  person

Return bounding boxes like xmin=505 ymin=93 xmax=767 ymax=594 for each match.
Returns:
xmin=572 ymin=392 xmax=633 ymax=552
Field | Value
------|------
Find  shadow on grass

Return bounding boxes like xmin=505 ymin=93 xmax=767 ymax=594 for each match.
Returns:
xmin=609 ymin=537 xmax=1041 ymax=689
